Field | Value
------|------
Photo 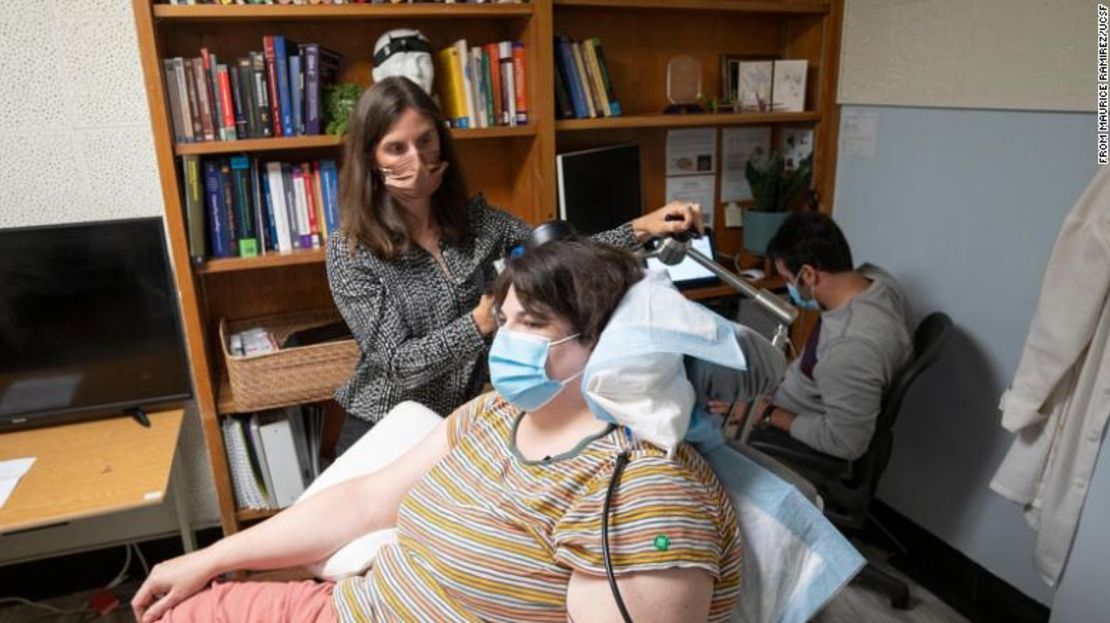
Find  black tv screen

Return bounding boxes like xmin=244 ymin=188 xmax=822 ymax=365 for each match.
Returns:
xmin=0 ymin=218 xmax=192 ymax=428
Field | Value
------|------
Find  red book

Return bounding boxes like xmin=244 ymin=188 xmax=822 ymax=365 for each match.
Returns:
xmin=217 ymin=66 xmax=237 ymax=141
xmin=302 ymin=162 xmax=320 ymax=244
xmin=262 ymin=37 xmax=284 ymax=137
xmin=512 ymin=42 xmax=528 ymax=126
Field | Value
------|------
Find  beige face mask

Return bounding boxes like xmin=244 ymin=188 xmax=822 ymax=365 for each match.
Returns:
xmin=379 ymin=157 xmax=448 ymax=203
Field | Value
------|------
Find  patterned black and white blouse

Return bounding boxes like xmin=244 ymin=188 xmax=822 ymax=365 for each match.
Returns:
xmin=326 ymin=196 xmax=639 ymax=423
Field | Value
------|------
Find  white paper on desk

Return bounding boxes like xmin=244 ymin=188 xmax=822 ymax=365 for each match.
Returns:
xmin=666 ymin=175 xmax=716 ymax=229
xmin=666 ymin=128 xmax=716 ymax=176
xmin=0 ymin=457 xmax=35 ymax=509
xmin=721 ymin=126 xmax=771 ymax=202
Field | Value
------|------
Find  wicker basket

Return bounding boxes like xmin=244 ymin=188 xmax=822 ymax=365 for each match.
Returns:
xmin=219 ymin=310 xmax=358 ymax=412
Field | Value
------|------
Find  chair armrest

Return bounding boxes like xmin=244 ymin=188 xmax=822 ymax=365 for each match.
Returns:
xmin=747 ymin=428 xmax=851 ymax=475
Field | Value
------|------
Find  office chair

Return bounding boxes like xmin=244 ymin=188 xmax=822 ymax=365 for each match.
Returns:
xmin=747 ymin=312 xmax=953 ymax=609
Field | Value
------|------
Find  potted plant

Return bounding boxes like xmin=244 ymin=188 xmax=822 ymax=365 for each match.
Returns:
xmin=743 ymin=151 xmax=813 ymax=255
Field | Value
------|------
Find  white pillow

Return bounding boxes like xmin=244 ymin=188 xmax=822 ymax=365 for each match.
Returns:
xmin=297 ymin=401 xmax=444 ymax=581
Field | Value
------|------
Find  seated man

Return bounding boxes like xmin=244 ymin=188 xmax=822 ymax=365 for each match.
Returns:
xmin=132 ymin=239 xmax=741 ymax=623
xmin=712 ymin=211 xmax=912 ymax=461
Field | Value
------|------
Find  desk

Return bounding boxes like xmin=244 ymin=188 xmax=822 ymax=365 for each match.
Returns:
xmin=0 ymin=409 xmax=195 ymax=552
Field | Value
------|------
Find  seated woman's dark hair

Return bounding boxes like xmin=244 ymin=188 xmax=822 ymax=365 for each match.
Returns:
xmin=492 ymin=239 xmax=644 ymax=345
xmin=765 ymin=211 xmax=854 ymax=274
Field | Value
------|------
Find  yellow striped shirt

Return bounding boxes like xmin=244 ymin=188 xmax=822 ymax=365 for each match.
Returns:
xmin=333 ymin=392 xmax=741 ymax=621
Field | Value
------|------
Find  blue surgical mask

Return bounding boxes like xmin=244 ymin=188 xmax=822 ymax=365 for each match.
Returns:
xmin=489 ymin=328 xmax=583 ymax=411
xmin=787 ymin=276 xmax=821 ymax=310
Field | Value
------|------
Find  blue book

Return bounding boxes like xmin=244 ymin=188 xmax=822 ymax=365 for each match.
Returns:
xmin=289 ymin=53 xmax=303 ymax=136
xmin=320 ymin=160 xmax=340 ymax=234
xmin=556 ymin=37 xmax=589 ymax=119
xmin=203 ymin=160 xmax=231 ymax=258
xmin=258 ymin=164 xmax=277 ymax=251
xmin=273 ymin=36 xmax=296 ymax=137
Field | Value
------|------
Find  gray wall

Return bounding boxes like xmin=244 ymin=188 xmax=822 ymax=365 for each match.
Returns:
xmin=833 ymin=104 xmax=1097 ymax=606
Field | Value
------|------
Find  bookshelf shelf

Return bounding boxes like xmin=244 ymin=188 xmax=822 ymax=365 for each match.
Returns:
xmin=197 ymin=248 xmax=325 ymax=275
xmin=553 ymin=0 xmax=828 ymax=14
xmin=174 ymin=126 xmax=535 ymax=156
xmin=153 ymin=3 xmax=534 ymax=22
xmin=555 ymin=111 xmax=821 ymax=132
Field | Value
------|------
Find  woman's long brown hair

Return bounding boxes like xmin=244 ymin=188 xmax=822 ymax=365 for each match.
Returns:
xmin=338 ymin=76 xmax=470 ymax=259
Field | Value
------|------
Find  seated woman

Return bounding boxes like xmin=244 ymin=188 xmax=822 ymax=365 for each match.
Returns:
xmin=132 ymin=240 xmax=741 ymax=623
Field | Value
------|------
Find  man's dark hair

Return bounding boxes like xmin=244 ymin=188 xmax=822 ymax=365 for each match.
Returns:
xmin=492 ymin=239 xmax=643 ymax=345
xmin=765 ymin=211 xmax=854 ymax=275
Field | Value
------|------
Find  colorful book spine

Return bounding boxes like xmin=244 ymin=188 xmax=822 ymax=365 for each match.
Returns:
xmin=250 ymin=52 xmax=273 ymax=138
xmin=182 ymin=155 xmax=205 ymax=262
xmin=172 ymin=58 xmax=197 ymax=142
xmin=201 ymin=49 xmax=225 ymax=140
xmin=589 ymin=38 xmax=621 ymax=116
xmin=219 ymin=160 xmax=239 ymax=255
xmin=273 ymin=36 xmax=296 ymax=137
xmin=230 ymin=156 xmax=258 ymax=257
xmin=203 ymin=160 xmax=231 ymax=258
xmin=266 ymin=161 xmax=292 ymax=253
xmin=229 ymin=60 xmax=249 ymax=139
xmin=320 ymin=160 xmax=340 ymax=234
xmin=512 ymin=42 xmax=528 ymax=125
xmin=217 ymin=65 xmax=238 ymax=141
xmin=581 ymin=41 xmax=610 ymax=118
xmin=435 ymin=46 xmax=468 ymax=128
xmin=556 ymin=38 xmax=588 ymax=119
xmin=453 ymin=39 xmax=476 ymax=129
xmin=262 ymin=38 xmax=284 ymax=137
xmin=485 ymin=43 xmax=504 ymax=126
xmin=302 ymin=44 xmax=320 ymax=135
xmin=570 ymin=42 xmax=595 ymax=119
xmin=289 ymin=53 xmax=303 ymax=136
xmin=499 ymin=41 xmax=517 ymax=127
xmin=192 ymin=58 xmax=216 ymax=141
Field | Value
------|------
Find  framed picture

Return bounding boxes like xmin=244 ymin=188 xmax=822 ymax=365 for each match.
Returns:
xmin=720 ymin=53 xmax=779 ymax=112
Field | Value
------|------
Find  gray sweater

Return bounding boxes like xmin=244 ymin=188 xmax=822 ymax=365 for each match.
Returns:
xmin=773 ymin=265 xmax=913 ymax=460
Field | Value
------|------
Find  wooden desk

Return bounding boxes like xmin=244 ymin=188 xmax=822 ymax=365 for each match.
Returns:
xmin=0 ymin=409 xmax=194 ymax=550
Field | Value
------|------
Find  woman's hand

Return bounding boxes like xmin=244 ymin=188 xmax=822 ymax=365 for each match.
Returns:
xmin=631 ymin=201 xmax=704 ymax=242
xmin=131 ymin=549 xmax=220 ymax=623
xmin=472 ymin=294 xmax=496 ymax=336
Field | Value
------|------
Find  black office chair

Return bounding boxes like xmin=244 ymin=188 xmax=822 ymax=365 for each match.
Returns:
xmin=748 ymin=311 xmax=953 ymax=609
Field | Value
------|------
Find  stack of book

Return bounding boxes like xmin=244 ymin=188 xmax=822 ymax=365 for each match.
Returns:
xmin=163 ymin=39 xmax=341 ymax=144
xmin=554 ymin=35 xmax=620 ymax=120
xmin=221 ymin=406 xmax=325 ymax=511
xmin=434 ymin=39 xmax=528 ymax=129
xmin=180 ymin=155 xmax=340 ymax=262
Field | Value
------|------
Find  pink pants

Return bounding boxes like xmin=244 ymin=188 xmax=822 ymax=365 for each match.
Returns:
xmin=156 ymin=580 xmax=337 ymax=623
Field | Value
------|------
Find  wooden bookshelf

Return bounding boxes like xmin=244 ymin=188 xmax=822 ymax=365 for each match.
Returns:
xmin=556 ymin=111 xmax=821 ymax=131
xmin=132 ymin=0 xmax=844 ymax=535
xmin=154 ymin=3 xmax=534 ymax=21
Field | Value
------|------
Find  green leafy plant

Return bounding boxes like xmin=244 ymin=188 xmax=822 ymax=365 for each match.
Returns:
xmin=324 ymin=83 xmax=363 ymax=135
xmin=745 ymin=151 xmax=813 ymax=213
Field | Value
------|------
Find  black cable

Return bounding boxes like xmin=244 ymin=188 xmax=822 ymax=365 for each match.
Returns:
xmin=603 ymin=451 xmax=633 ymax=623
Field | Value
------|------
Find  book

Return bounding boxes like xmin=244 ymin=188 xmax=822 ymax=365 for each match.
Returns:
xmin=289 ymin=52 xmax=303 ymax=136
xmin=570 ymin=41 xmax=595 ymax=119
xmin=164 ymin=60 xmax=186 ymax=143
xmin=434 ymin=46 xmax=468 ymax=128
xmin=485 ymin=43 xmax=504 ymax=125
xmin=453 ymin=39 xmax=476 ymax=129
xmin=311 ymin=163 xmax=328 ymax=241
xmin=192 ymin=58 xmax=216 ymax=141
xmin=581 ymin=39 xmax=610 ymax=118
xmin=739 ymin=60 xmax=774 ymax=113
xmin=512 ymin=42 xmax=528 ymax=125
xmin=249 ymin=158 xmax=270 ymax=254
xmin=181 ymin=155 xmax=205 ymax=263
xmin=172 ymin=58 xmax=196 ymax=143
xmin=203 ymin=160 xmax=232 ymax=258
xmin=257 ymin=411 xmax=306 ymax=508
xmin=500 ymin=41 xmax=517 ymax=125
xmin=246 ymin=415 xmax=278 ymax=508
xmin=589 ymin=38 xmax=621 ymax=116
xmin=470 ymin=47 xmax=488 ymax=128
xmin=258 ymin=162 xmax=278 ymax=252
xmin=272 ymin=36 xmax=298 ymax=137
xmin=481 ymin=47 xmax=495 ymax=126
xmin=262 ymin=37 xmax=284 ymax=136
xmin=201 ymin=49 xmax=225 ymax=140
xmin=553 ymin=51 xmax=573 ymax=120
xmin=266 ymin=161 xmax=293 ymax=252
xmin=556 ymin=37 xmax=588 ymax=119
xmin=229 ymin=60 xmax=249 ymax=139
xmin=319 ymin=160 xmax=340 ymax=234
xmin=222 ymin=417 xmax=273 ymax=510
xmin=217 ymin=65 xmax=238 ymax=141
xmin=281 ymin=163 xmax=302 ymax=249
xmin=302 ymin=44 xmax=319 ymax=135
xmin=292 ymin=165 xmax=315 ymax=248
xmin=230 ymin=155 xmax=258 ymax=257
xmin=219 ymin=160 xmax=239 ymax=255
xmin=772 ymin=59 xmax=807 ymax=112
xmin=249 ymin=52 xmax=273 ymax=138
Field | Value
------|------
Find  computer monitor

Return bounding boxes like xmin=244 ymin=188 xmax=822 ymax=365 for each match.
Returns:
xmin=645 ymin=232 xmax=720 ymax=289
xmin=556 ymin=144 xmax=643 ymax=235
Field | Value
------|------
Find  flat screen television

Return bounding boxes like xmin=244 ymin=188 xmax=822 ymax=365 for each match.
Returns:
xmin=0 ymin=217 xmax=192 ymax=430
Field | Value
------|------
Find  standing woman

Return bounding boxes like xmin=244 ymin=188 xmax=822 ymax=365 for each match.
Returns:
xmin=327 ymin=77 xmax=699 ymax=455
